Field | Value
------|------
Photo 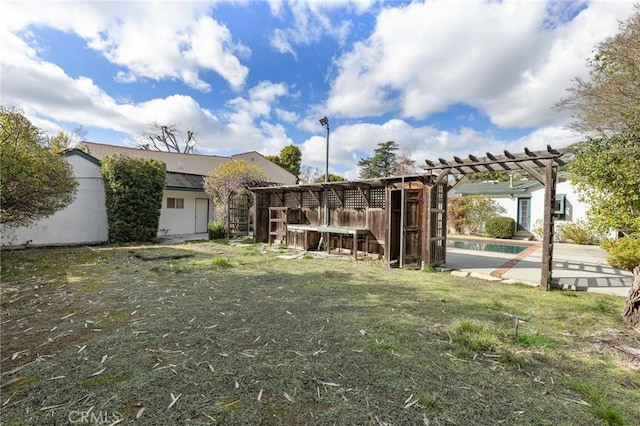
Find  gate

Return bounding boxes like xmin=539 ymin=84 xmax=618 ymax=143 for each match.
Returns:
xmin=228 ymin=192 xmax=252 ymax=237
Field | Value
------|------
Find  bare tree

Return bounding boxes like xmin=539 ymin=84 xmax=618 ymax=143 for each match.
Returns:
xmin=298 ymin=165 xmax=323 ymax=184
xmin=556 ymin=6 xmax=640 ymax=134
xmin=137 ymin=122 xmax=197 ymax=153
xmin=392 ymin=151 xmax=417 ymax=175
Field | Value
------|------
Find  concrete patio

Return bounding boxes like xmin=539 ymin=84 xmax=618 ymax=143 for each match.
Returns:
xmin=443 ymin=241 xmax=633 ymax=297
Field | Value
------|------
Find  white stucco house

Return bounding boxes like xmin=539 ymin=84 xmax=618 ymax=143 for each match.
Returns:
xmin=449 ymin=172 xmax=590 ymax=238
xmin=2 ymin=142 xmax=297 ymax=247
xmin=2 ymin=149 xmax=109 ymax=247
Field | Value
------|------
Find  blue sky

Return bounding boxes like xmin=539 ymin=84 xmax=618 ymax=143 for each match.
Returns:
xmin=1 ymin=0 xmax=635 ymax=179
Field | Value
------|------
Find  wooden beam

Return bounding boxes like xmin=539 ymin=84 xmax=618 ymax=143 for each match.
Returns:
xmin=307 ymin=190 xmax=320 ymax=206
xmin=504 ymin=149 xmax=516 ymax=159
xmin=540 ymin=160 xmax=557 ymax=291
xmin=330 ymin=187 xmax=344 ymax=207
xmin=448 ymin=174 xmax=465 ymax=189
xmin=519 ymin=163 xmax=546 ymax=185
xmin=421 ymin=147 xmax=572 ymax=174
xmin=357 ymin=187 xmax=370 ymax=207
xmin=434 ymin=168 xmax=451 ymax=185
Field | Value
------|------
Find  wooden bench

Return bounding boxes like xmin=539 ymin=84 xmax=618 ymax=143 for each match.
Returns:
xmin=285 ymin=224 xmax=370 ymax=260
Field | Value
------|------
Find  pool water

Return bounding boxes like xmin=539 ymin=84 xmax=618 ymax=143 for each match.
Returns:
xmin=447 ymin=240 xmax=527 ymax=254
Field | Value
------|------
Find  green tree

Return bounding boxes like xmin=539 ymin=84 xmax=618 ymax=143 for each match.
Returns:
xmin=204 ymin=160 xmax=267 ymax=222
xmin=358 ymin=141 xmax=399 ymax=178
xmin=569 ymin=133 xmax=640 ymax=236
xmin=266 ymin=145 xmax=302 ymax=179
xmin=447 ymin=195 xmax=506 ymax=235
xmin=557 ymin=8 xmax=640 ymax=237
xmin=45 ymin=127 xmax=87 ymax=154
xmin=47 ymin=132 xmax=72 ymax=154
xmin=0 ymin=107 xmax=78 ymax=229
xmin=314 ymin=173 xmax=345 ymax=183
xmin=101 ymin=155 xmax=166 ymax=242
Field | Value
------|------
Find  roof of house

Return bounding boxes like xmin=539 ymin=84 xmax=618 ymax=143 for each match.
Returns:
xmin=165 ymin=172 xmax=205 ymax=191
xmin=80 ymin=141 xmax=297 ymax=184
xmin=451 ymin=180 xmax=536 ymax=196
xmin=62 ymin=148 xmax=101 ymax=165
xmin=63 ymin=148 xmax=205 ymax=191
xmin=451 ymin=172 xmax=570 ymax=196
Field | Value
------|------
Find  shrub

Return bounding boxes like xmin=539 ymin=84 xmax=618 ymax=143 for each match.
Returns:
xmin=101 ymin=155 xmax=165 ymax=243
xmin=485 ymin=217 xmax=515 ymax=239
xmin=605 ymin=237 xmax=640 ymax=270
xmin=207 ymin=221 xmax=226 ymax=240
xmin=210 ymin=256 xmax=231 ymax=268
xmin=558 ymin=220 xmax=601 ymax=245
xmin=531 ymin=219 xmax=544 ymax=241
xmin=447 ymin=196 xmax=506 ymax=235
xmin=1 ymin=107 xmax=78 ymax=229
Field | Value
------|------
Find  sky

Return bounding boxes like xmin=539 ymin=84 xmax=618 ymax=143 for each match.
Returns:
xmin=1 ymin=0 xmax=636 ymax=179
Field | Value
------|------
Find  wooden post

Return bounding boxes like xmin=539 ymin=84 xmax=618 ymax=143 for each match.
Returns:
xmin=353 ymin=233 xmax=357 ymax=260
xmin=424 ymin=183 xmax=432 ymax=269
xmin=540 ymin=161 xmax=556 ymax=290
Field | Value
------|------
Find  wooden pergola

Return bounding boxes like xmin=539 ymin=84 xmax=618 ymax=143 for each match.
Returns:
xmin=421 ymin=145 xmax=574 ymax=290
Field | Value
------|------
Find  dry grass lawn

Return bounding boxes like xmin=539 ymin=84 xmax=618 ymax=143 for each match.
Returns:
xmin=1 ymin=240 xmax=639 ymax=425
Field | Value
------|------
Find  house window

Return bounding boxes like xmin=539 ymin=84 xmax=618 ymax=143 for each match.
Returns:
xmin=554 ymin=194 xmax=566 ymax=215
xmin=554 ymin=194 xmax=566 ymax=220
xmin=167 ymin=198 xmax=184 ymax=209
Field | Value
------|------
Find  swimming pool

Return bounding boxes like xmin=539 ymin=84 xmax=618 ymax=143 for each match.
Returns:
xmin=447 ymin=240 xmax=528 ymax=254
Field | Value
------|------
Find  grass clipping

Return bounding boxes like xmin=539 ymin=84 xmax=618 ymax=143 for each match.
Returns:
xmin=1 ymin=242 xmax=638 ymax=425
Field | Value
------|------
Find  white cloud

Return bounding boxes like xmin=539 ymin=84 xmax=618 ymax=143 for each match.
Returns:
xmin=1 ymin=1 xmax=249 ymax=91
xmin=275 ymin=108 xmax=299 ymax=123
xmin=0 ymin=26 xmax=293 ymax=155
xmin=270 ymin=29 xmax=298 ymax=58
xmin=268 ymin=0 xmax=371 ymax=57
xmin=298 ymin=119 xmax=582 ymax=178
xmin=326 ymin=0 xmax=635 ymax=128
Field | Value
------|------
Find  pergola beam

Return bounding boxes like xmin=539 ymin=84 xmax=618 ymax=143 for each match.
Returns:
xmin=421 ymin=146 xmax=574 ymax=291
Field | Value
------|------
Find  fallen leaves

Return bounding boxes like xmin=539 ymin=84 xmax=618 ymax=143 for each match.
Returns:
xmin=167 ymin=392 xmax=182 ymax=410
xmin=1 ymin=376 xmax=27 ymax=388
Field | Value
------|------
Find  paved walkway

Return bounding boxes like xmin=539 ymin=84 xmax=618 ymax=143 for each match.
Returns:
xmin=156 ymin=233 xmax=208 ymax=244
xmin=158 ymin=233 xmax=633 ymax=297
xmin=443 ymin=240 xmax=633 ymax=297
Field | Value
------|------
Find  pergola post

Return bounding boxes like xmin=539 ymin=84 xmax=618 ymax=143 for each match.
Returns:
xmin=420 ymin=146 xmax=572 ymax=292
xmin=540 ymin=161 xmax=557 ymax=290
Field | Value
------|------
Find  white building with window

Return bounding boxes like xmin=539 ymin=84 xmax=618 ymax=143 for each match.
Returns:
xmin=449 ymin=172 xmax=590 ymax=238
xmin=2 ymin=142 xmax=296 ymax=247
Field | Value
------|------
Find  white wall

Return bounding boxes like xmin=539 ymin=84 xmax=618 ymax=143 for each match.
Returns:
xmin=527 ymin=179 xmax=590 ymax=232
xmin=2 ymin=154 xmax=108 ymax=247
xmin=158 ymin=190 xmax=212 ymax=235
xmin=494 ymin=196 xmax=518 ymax=221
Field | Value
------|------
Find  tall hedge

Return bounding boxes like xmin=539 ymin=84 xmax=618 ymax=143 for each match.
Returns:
xmin=101 ymin=155 xmax=166 ymax=242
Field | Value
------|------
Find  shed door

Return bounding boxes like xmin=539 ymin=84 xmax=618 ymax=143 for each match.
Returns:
xmin=403 ymin=189 xmax=423 ymax=267
xmin=195 ymin=198 xmax=209 ymax=233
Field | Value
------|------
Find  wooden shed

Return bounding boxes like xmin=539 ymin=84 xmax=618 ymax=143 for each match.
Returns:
xmin=251 ymin=174 xmax=447 ymax=268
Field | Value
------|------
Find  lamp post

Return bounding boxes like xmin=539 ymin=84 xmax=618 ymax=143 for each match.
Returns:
xmin=319 ymin=116 xmax=329 ymax=226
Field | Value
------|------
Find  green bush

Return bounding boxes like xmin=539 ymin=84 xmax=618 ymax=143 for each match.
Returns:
xmin=558 ymin=220 xmax=600 ymax=245
xmin=101 ymin=155 xmax=165 ymax=243
xmin=207 ymin=221 xmax=227 ymax=240
xmin=605 ymin=237 xmax=640 ymax=270
xmin=485 ymin=217 xmax=515 ymax=239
